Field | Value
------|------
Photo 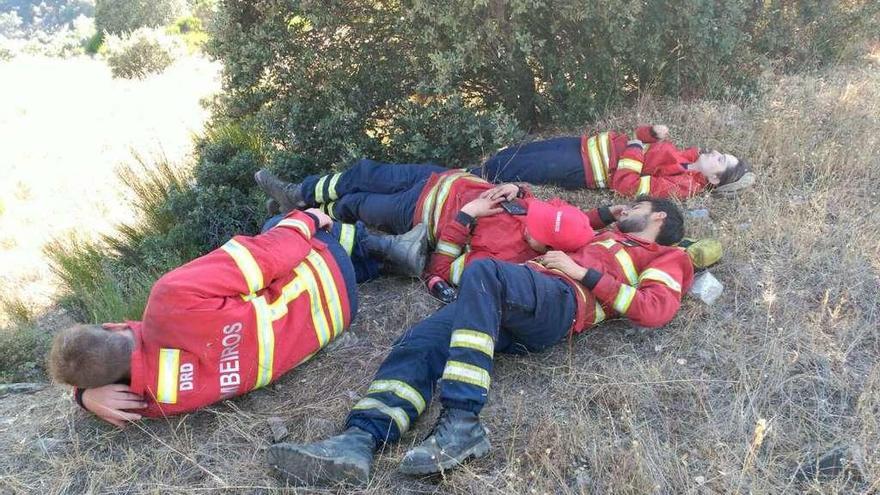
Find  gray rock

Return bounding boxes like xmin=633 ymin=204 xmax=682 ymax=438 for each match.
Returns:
xmin=795 ymin=445 xmax=865 ymax=482
xmin=324 ymin=331 xmax=360 ymax=352
xmin=267 ymin=417 xmax=289 ymax=442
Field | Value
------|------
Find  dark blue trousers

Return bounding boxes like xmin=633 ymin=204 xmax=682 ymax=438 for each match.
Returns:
xmin=346 ymin=259 xmax=577 ymax=444
xmin=261 ymin=216 xmax=381 ymax=284
xmin=301 ymin=159 xmax=447 ymax=234
xmin=469 ymin=136 xmax=586 ymax=189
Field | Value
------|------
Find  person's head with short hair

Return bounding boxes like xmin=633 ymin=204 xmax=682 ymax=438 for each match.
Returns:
xmin=48 ymin=324 xmax=134 ymax=389
xmin=690 ymin=150 xmax=750 ymax=187
xmin=617 ymin=197 xmax=685 ymax=246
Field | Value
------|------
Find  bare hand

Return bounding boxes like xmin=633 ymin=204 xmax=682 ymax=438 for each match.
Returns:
xmin=461 ymin=197 xmax=504 ymax=218
xmin=82 ymin=384 xmax=147 ymax=428
xmin=479 ymin=183 xmax=519 ymax=201
xmin=304 ymin=208 xmax=333 ymax=229
xmin=652 ymin=124 xmax=669 ymax=141
xmin=609 ymin=204 xmax=629 ymax=220
xmin=539 ymin=251 xmax=587 ymax=280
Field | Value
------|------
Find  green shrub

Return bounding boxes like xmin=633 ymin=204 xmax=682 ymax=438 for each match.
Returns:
xmin=83 ymin=30 xmax=103 ymax=54
xmin=208 ymin=0 xmax=880 ymax=167
xmin=103 ymin=27 xmax=183 ymax=79
xmin=95 ymin=0 xmax=185 ymax=35
xmin=0 ymin=326 xmax=51 ymax=383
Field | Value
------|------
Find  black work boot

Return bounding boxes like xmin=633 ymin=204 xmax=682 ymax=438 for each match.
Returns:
xmin=398 ymin=407 xmax=491 ymax=475
xmin=254 ymin=169 xmax=307 ymax=211
xmin=363 ymin=223 xmax=429 ymax=278
xmin=268 ymin=427 xmax=377 ymax=487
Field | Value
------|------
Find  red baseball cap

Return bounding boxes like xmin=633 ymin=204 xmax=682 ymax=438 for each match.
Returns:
xmin=525 ymin=198 xmax=594 ymax=251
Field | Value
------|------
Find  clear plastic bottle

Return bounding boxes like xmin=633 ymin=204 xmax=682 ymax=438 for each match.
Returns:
xmin=689 ymin=271 xmax=723 ymax=305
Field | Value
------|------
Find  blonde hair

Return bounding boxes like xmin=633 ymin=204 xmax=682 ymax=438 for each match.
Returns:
xmin=48 ymin=324 xmax=133 ymax=388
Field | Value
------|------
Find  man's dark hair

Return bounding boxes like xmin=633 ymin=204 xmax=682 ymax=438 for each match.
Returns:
xmin=717 ymin=155 xmax=750 ymax=187
xmin=637 ymin=197 xmax=685 ymax=246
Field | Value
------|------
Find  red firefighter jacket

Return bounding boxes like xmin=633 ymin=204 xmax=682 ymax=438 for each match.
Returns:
xmin=580 ymin=126 xmax=709 ymax=198
xmin=120 ymin=211 xmax=353 ymax=417
xmin=413 ymin=170 xmax=540 ymax=285
xmin=528 ymin=219 xmax=694 ymax=332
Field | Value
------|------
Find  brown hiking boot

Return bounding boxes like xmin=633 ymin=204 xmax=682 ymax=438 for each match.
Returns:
xmin=254 ymin=169 xmax=307 ymax=212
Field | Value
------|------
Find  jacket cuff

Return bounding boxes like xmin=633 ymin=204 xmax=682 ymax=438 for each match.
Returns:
xmin=456 ymin=211 xmax=476 ymax=228
xmin=581 ymin=269 xmax=604 ymax=290
xmin=302 ymin=212 xmax=321 ymax=231
xmin=74 ymin=387 xmax=87 ymax=410
xmin=597 ymin=207 xmax=615 ymax=226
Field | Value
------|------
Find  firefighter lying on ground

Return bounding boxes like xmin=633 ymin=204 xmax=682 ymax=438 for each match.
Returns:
xmin=48 ymin=209 xmax=431 ymax=426
xmin=267 ymin=198 xmax=695 ymax=487
xmin=255 ymin=161 xmax=594 ymax=303
xmin=470 ymin=124 xmax=755 ymax=198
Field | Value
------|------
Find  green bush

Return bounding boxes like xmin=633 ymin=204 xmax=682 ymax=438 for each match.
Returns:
xmin=0 ymin=326 xmax=51 ymax=383
xmin=83 ymin=30 xmax=103 ymax=54
xmin=208 ymin=0 xmax=880 ymax=166
xmin=95 ymin=0 xmax=185 ymax=35
xmin=103 ymin=27 xmax=183 ymax=79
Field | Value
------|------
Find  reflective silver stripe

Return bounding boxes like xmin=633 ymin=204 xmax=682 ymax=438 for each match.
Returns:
xmin=367 ymin=380 xmax=426 ymax=414
xmin=352 ymin=397 xmax=410 ymax=433
xmin=306 ymin=252 xmax=345 ymax=339
xmin=252 ymin=295 xmax=275 ymax=388
xmin=613 ymin=284 xmax=637 ymax=314
xmin=617 ymin=158 xmax=643 ymax=173
xmin=314 ymin=175 xmax=329 ymax=203
xmin=636 ymin=176 xmax=651 ymax=196
xmin=220 ymin=239 xmax=264 ymax=295
xmin=639 ymin=268 xmax=682 ymax=292
xmin=293 ymin=262 xmax=332 ymax=346
xmin=156 ymin=348 xmax=180 ymax=404
xmin=593 ymin=301 xmax=606 ymax=325
xmin=275 ymin=218 xmax=312 ymax=239
xmin=327 ymin=173 xmax=342 ymax=200
xmin=431 ymin=173 xmax=468 ymax=239
xmin=450 ymin=329 xmax=494 ymax=358
xmin=442 ymin=360 xmax=491 ymax=389
xmin=593 ymin=238 xmax=617 ymax=249
xmin=339 ymin=224 xmax=356 ymax=255
xmin=586 ymin=136 xmax=607 ymax=188
xmin=614 ymin=249 xmax=639 ymax=286
xmin=449 ymin=254 xmax=467 ymax=285
xmin=436 ymin=240 xmax=462 ymax=258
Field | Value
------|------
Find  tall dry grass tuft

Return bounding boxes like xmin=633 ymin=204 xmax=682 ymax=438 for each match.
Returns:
xmin=2 ymin=62 xmax=880 ymax=494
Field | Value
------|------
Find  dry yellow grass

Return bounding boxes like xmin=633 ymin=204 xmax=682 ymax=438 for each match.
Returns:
xmin=1 ymin=56 xmax=880 ymax=494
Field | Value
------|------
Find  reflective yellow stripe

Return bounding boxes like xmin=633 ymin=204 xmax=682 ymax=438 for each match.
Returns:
xmin=268 ymin=276 xmax=306 ymax=319
xmin=586 ymin=136 xmax=607 ymax=188
xmin=450 ymin=329 xmax=494 ymax=358
xmin=639 ymin=268 xmax=682 ymax=292
xmin=643 ymin=143 xmax=651 ymax=154
xmin=593 ymin=238 xmax=617 ymax=249
xmin=327 ymin=173 xmax=342 ymax=200
xmin=431 ymin=173 xmax=468 ymax=239
xmin=449 ymin=254 xmax=467 ymax=285
xmin=252 ymin=295 xmax=275 ymax=389
xmin=352 ymin=397 xmax=410 ymax=433
xmin=613 ymin=284 xmax=637 ymax=314
xmin=614 ymin=249 xmax=639 ymax=286
xmin=442 ymin=361 xmax=491 ymax=389
xmin=436 ymin=240 xmax=462 ymax=258
xmin=339 ymin=224 xmax=356 ymax=255
xmin=314 ymin=175 xmax=329 ymax=203
xmin=367 ymin=380 xmax=426 ymax=414
xmin=636 ymin=176 xmax=651 ymax=196
xmin=293 ymin=262 xmax=332 ymax=347
xmin=593 ymin=301 xmax=606 ymax=325
xmin=307 ymin=252 xmax=345 ymax=339
xmin=321 ymin=201 xmax=337 ymax=219
xmin=275 ymin=218 xmax=312 ymax=239
xmin=617 ymin=158 xmax=643 ymax=174
xmin=221 ymin=239 xmax=264 ymax=295
xmin=156 ymin=349 xmax=180 ymax=404
xmin=597 ymin=132 xmax=611 ymax=172
xmin=420 ymin=183 xmax=442 ymax=233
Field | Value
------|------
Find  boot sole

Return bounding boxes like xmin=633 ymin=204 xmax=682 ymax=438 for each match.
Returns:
xmin=267 ymin=443 xmax=369 ymax=487
xmin=398 ymin=436 xmax=491 ymax=476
